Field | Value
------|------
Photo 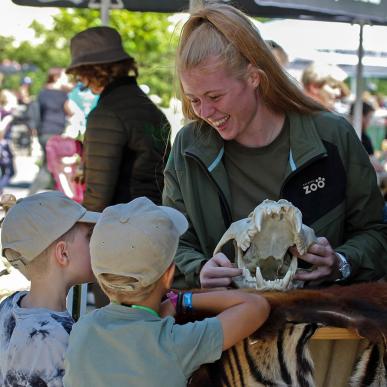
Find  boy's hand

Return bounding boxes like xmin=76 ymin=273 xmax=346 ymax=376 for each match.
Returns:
xmin=159 ymin=299 xmax=176 ymax=318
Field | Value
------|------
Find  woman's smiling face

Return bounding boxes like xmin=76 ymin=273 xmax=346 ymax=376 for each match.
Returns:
xmin=181 ymin=57 xmax=261 ymax=144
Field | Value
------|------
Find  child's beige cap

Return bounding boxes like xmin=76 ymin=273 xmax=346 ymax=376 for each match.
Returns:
xmin=1 ymin=191 xmax=100 ymax=275
xmin=90 ymin=197 xmax=188 ymax=291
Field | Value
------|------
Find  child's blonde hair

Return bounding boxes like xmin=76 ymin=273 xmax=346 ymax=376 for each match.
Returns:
xmin=97 ymin=273 xmax=158 ymax=304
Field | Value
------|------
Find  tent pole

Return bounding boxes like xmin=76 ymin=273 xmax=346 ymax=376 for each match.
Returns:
xmin=189 ymin=0 xmax=204 ymax=11
xmin=100 ymin=0 xmax=110 ymax=26
xmin=353 ymin=21 xmax=365 ymax=138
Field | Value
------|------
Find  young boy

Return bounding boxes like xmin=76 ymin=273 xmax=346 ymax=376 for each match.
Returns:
xmin=0 ymin=191 xmax=100 ymax=386
xmin=64 ymin=197 xmax=270 ymax=387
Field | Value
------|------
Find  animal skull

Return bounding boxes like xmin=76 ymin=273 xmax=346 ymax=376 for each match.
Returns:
xmin=214 ymin=199 xmax=316 ymax=291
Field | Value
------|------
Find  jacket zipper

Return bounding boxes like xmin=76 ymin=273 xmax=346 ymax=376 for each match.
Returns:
xmin=185 ymin=151 xmax=233 ymax=228
xmin=280 ymin=153 xmax=327 ymax=197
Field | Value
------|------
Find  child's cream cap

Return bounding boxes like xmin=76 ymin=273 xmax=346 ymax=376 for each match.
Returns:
xmin=90 ymin=197 xmax=188 ymax=291
xmin=1 ymin=191 xmax=100 ymax=276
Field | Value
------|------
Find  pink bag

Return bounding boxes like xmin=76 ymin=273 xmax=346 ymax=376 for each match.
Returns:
xmin=46 ymin=135 xmax=85 ymax=203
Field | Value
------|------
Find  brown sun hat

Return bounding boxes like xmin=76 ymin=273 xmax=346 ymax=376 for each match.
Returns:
xmin=66 ymin=26 xmax=133 ymax=73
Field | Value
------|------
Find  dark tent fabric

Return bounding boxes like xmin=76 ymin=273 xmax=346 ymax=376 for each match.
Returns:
xmin=11 ymin=0 xmax=387 ymax=24
xmin=254 ymin=0 xmax=387 ymax=24
xmin=12 ymin=0 xmax=190 ymax=13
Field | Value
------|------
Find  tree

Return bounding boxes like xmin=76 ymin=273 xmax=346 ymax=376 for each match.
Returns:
xmin=0 ymin=9 xmax=179 ymax=106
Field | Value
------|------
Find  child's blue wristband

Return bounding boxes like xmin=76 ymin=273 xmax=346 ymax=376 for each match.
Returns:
xmin=182 ymin=292 xmax=193 ymax=314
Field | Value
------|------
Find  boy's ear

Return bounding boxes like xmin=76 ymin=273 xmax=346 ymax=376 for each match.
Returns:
xmin=54 ymin=241 xmax=70 ymax=268
xmin=162 ymin=262 xmax=176 ymax=289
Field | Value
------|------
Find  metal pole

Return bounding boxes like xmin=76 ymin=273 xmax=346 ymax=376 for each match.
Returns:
xmin=100 ymin=0 xmax=110 ymax=26
xmin=353 ymin=21 xmax=365 ymax=139
xmin=189 ymin=0 xmax=204 ymax=11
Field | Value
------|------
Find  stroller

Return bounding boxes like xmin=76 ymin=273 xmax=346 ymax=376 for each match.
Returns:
xmin=0 ymin=108 xmax=15 ymax=193
xmin=0 ymin=140 xmax=15 ymax=194
xmin=8 ymin=104 xmax=33 ymax=155
xmin=46 ymin=135 xmax=85 ymax=203
xmin=46 ymin=135 xmax=89 ymax=320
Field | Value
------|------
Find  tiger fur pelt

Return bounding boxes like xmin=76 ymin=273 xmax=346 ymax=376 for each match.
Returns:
xmin=184 ymin=282 xmax=387 ymax=387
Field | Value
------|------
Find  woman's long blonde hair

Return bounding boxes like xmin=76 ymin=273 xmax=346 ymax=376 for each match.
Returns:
xmin=176 ymin=4 xmax=324 ymax=121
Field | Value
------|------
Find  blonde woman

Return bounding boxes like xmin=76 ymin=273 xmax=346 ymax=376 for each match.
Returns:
xmin=163 ymin=4 xmax=387 ymax=289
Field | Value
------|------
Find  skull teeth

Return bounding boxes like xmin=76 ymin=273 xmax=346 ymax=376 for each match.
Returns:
xmin=255 ymin=210 xmax=263 ymax=232
xmin=251 ymin=257 xmax=298 ymax=291
xmin=281 ymin=256 xmax=298 ymax=288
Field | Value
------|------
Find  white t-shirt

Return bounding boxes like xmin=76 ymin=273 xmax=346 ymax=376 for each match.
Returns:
xmin=0 ymin=291 xmax=74 ymax=387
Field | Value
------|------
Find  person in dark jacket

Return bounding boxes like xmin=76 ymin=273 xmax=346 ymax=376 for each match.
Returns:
xmin=66 ymin=27 xmax=170 ymax=212
xmin=163 ymin=4 xmax=387 ymax=290
xmin=66 ymin=26 xmax=170 ymax=306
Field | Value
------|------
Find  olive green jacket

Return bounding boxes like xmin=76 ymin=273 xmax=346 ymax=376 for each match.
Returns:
xmin=163 ymin=111 xmax=387 ymax=288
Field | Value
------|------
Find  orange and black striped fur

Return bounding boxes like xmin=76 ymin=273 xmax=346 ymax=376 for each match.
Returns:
xmin=184 ymin=282 xmax=387 ymax=387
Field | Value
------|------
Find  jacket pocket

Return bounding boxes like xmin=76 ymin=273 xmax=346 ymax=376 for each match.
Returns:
xmin=310 ymin=202 xmax=346 ymax=248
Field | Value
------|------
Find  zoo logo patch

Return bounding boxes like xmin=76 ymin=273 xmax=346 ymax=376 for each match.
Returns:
xmin=302 ymin=177 xmax=326 ymax=195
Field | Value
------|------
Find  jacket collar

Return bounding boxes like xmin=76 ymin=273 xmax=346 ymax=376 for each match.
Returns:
xmin=184 ymin=112 xmax=327 ymax=173
xmin=99 ymin=76 xmax=137 ymax=100
xmin=287 ymin=111 xmax=327 ymax=171
xmin=184 ymin=121 xmax=224 ymax=168
xmin=183 ymin=121 xmax=231 ymax=207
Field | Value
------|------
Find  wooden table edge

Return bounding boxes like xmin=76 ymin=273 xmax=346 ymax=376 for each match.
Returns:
xmin=312 ymin=327 xmax=362 ymax=340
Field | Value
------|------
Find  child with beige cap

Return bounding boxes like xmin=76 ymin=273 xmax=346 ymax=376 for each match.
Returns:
xmin=64 ymin=196 xmax=269 ymax=387
xmin=0 ymin=191 xmax=100 ymax=387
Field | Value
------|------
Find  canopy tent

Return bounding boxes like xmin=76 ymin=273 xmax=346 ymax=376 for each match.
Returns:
xmin=12 ymin=0 xmax=190 ymax=14
xmin=254 ymin=0 xmax=387 ymax=24
xmin=260 ymin=19 xmax=387 ymax=77
xmin=252 ymin=0 xmax=387 ymax=134
xmin=11 ymin=0 xmax=387 ymax=133
xmin=11 ymin=0 xmax=387 ymax=23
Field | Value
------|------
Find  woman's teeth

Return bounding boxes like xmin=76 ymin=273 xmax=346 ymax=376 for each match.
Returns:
xmin=211 ymin=116 xmax=229 ymax=127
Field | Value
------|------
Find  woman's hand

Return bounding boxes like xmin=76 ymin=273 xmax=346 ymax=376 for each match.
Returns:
xmin=293 ymin=237 xmax=341 ymax=285
xmin=200 ymin=253 xmax=242 ymax=288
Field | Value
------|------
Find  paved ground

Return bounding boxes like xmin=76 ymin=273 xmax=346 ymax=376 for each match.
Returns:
xmin=3 ymin=141 xmax=40 ymax=199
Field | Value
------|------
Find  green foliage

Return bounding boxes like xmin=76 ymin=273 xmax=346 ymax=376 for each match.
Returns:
xmin=109 ymin=10 xmax=179 ymax=106
xmin=370 ymin=78 xmax=387 ymax=97
xmin=0 ymin=36 xmax=15 ymax=59
xmin=0 ymin=9 xmax=179 ymax=106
